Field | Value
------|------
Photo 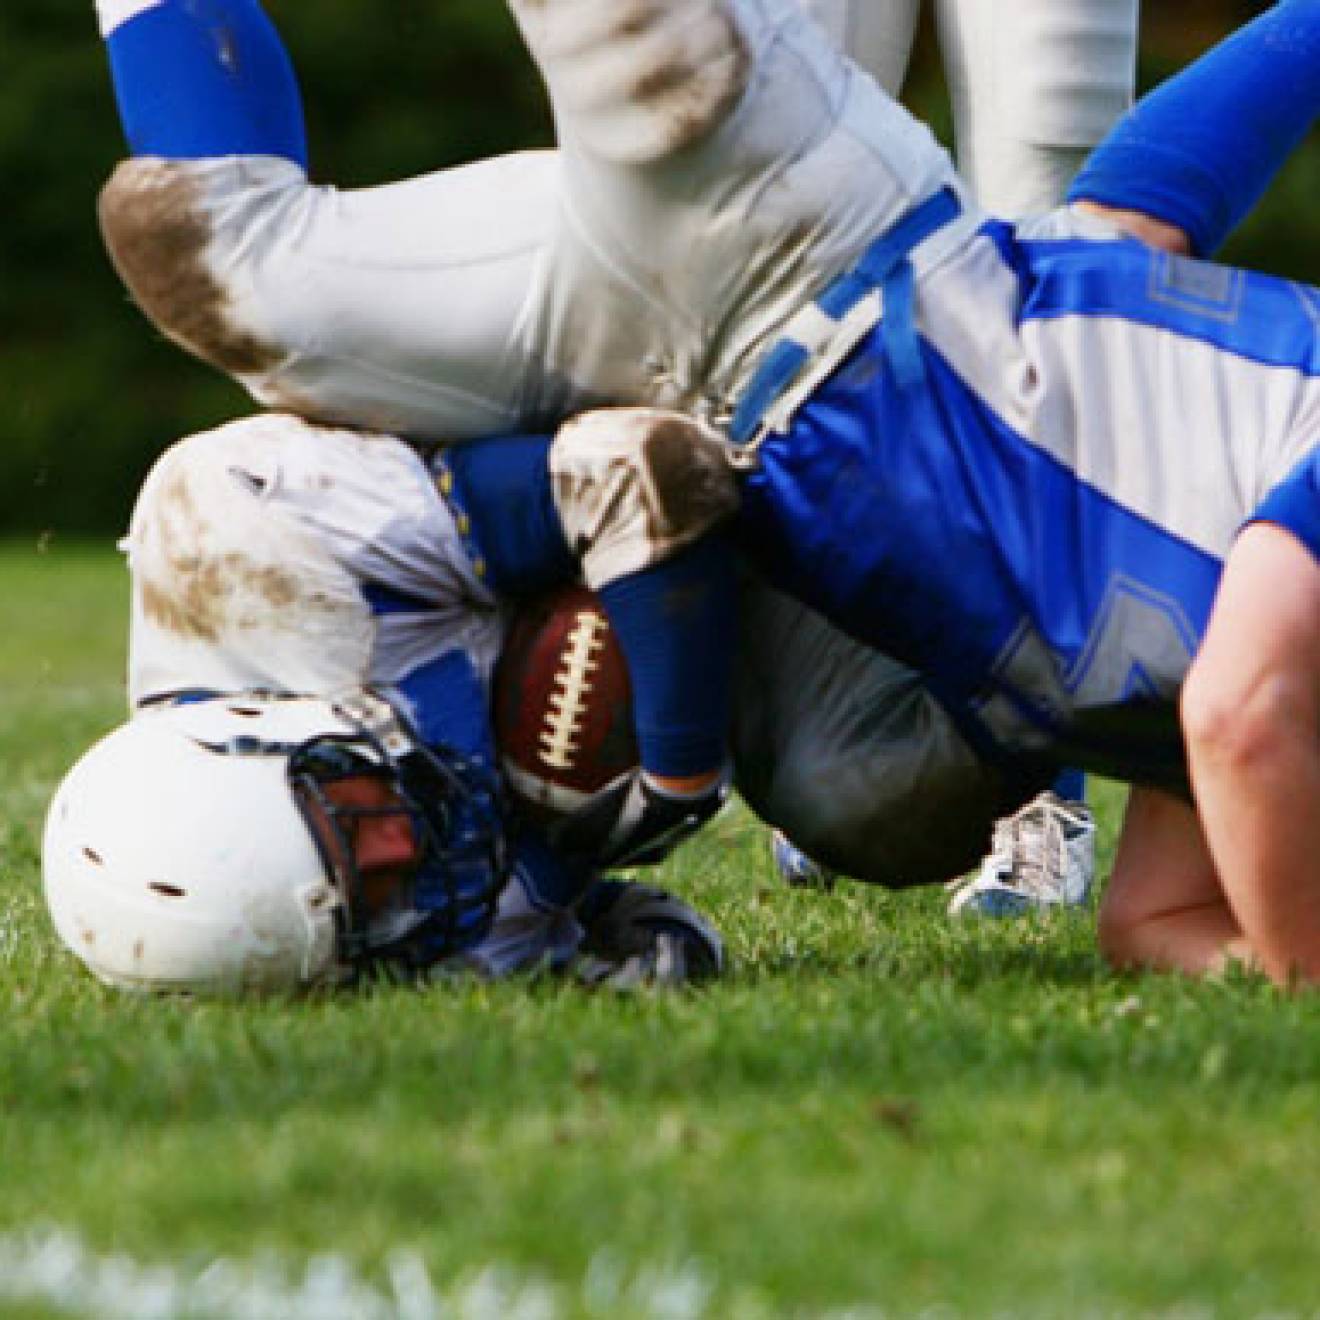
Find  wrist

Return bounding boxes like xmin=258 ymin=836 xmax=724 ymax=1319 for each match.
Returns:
xmin=643 ymin=767 xmax=724 ymax=797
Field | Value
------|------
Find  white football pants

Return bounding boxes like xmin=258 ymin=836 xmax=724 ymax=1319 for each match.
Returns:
xmin=802 ymin=0 xmax=1139 ymax=215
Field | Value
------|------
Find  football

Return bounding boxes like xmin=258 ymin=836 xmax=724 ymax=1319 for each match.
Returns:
xmin=492 ymin=584 xmax=638 ymax=824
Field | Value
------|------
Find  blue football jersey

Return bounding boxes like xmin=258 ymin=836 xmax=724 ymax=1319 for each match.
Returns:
xmin=739 ymin=220 xmax=1320 ymax=790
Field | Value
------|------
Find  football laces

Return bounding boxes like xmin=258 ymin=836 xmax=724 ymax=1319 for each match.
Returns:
xmin=539 ymin=608 xmax=609 ymax=771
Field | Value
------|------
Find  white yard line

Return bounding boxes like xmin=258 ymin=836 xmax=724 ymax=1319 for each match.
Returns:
xmin=0 ymin=1231 xmax=778 ymax=1320
xmin=0 ymin=1231 xmax=551 ymax=1320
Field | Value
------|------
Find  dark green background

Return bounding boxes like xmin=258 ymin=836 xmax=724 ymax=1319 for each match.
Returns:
xmin=2 ymin=1 xmax=1314 ymax=535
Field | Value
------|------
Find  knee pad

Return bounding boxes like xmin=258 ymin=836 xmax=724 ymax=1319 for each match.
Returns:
xmin=548 ymin=409 xmax=740 ymax=587
xmin=508 ymin=0 xmax=749 ymax=162
xmin=99 ymin=157 xmax=285 ymax=377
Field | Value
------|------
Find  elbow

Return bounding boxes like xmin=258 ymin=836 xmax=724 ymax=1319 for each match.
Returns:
xmin=1180 ymin=663 xmax=1312 ymax=781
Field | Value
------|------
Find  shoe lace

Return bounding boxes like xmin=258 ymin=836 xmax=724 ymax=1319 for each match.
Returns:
xmin=990 ymin=793 xmax=1080 ymax=899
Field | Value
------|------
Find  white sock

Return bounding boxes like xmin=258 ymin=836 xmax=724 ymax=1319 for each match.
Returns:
xmin=96 ymin=0 xmax=166 ymax=38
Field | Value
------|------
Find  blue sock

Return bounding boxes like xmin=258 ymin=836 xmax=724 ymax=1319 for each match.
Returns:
xmin=1052 ymin=768 xmax=1086 ymax=804
xmin=597 ymin=538 xmax=736 ymax=780
xmin=1068 ymin=1 xmax=1320 ymax=256
xmin=103 ymin=0 xmax=308 ymax=163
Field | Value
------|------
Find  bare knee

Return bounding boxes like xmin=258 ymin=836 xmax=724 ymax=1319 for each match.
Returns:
xmin=1096 ymin=898 xmax=1141 ymax=971
xmin=99 ymin=158 xmax=285 ymax=377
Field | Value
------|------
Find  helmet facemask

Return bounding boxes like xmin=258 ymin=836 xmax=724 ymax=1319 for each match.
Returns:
xmin=286 ymin=720 xmax=508 ymax=971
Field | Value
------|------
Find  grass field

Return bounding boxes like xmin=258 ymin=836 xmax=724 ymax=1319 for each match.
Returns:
xmin=3 ymin=538 xmax=1320 ymax=1319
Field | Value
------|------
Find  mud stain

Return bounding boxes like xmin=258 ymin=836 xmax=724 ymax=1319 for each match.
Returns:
xmin=138 ymin=462 xmax=312 ymax=641
xmin=638 ymin=413 xmax=740 ymax=539
xmin=99 ymin=159 xmax=282 ymax=376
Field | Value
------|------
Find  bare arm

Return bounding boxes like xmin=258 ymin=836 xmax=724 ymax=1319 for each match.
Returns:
xmin=1179 ymin=523 xmax=1320 ymax=986
xmin=1098 ymin=523 xmax=1320 ymax=986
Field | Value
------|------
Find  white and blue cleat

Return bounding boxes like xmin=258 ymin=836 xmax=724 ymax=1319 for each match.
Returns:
xmin=948 ymin=791 xmax=1095 ymax=918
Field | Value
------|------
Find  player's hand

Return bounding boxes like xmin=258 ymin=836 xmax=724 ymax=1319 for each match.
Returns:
xmin=1074 ymin=201 xmax=1192 ymax=256
xmin=573 ymin=879 xmax=725 ymax=987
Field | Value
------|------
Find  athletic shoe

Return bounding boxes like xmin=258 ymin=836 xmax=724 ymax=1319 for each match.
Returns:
xmin=770 ymin=829 xmax=837 ymax=890
xmin=947 ymin=791 xmax=1095 ymax=917
xmin=572 ymin=879 xmax=725 ymax=988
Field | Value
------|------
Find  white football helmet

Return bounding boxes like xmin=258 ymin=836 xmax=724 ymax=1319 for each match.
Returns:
xmin=43 ymin=692 xmax=506 ymax=994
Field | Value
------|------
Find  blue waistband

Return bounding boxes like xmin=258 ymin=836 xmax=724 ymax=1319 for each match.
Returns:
xmin=728 ymin=187 xmax=961 ymax=445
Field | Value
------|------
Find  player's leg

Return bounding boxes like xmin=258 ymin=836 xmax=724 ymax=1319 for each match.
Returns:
xmin=1099 ymin=526 xmax=1320 ymax=985
xmin=1096 ymin=787 xmax=1252 ymax=977
xmin=935 ymin=0 xmax=1138 ymax=217
xmin=463 ymin=420 xmax=748 ymax=889
xmin=445 ymin=418 xmax=738 ymax=869
xmin=126 ymin=417 xmax=378 ymax=707
xmin=94 ymin=0 xmax=555 ymax=438
xmin=731 ymin=580 xmax=1031 ymax=887
xmin=505 ymin=0 xmax=969 ymax=415
xmin=797 ymin=0 xmax=921 ymax=96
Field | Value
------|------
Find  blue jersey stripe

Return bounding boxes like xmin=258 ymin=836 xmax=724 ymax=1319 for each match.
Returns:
xmin=1013 ymin=237 xmax=1320 ymax=377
